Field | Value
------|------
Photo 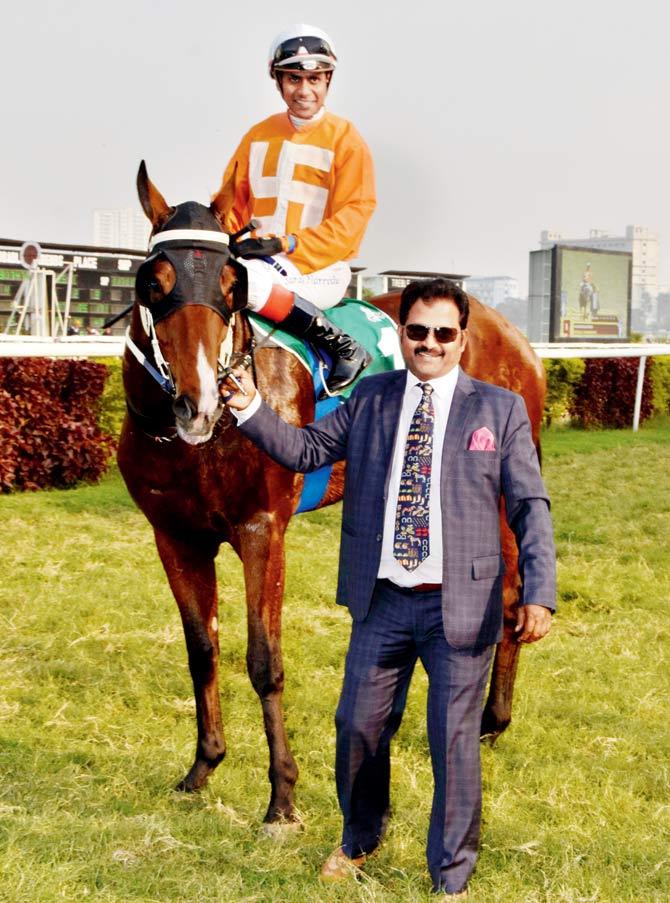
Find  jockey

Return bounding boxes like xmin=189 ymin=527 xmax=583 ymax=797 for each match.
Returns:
xmin=217 ymin=24 xmax=376 ymax=396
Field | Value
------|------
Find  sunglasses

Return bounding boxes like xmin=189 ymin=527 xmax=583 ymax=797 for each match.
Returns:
xmin=403 ymin=324 xmax=460 ymax=344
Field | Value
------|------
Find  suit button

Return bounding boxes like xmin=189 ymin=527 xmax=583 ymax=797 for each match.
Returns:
xmin=376 ymin=533 xmax=382 ymax=542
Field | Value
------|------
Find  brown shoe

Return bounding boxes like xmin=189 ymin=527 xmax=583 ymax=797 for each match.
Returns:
xmin=320 ymin=846 xmax=367 ymax=881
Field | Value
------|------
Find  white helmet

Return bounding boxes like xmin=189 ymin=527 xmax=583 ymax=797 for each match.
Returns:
xmin=268 ymin=24 xmax=337 ymax=77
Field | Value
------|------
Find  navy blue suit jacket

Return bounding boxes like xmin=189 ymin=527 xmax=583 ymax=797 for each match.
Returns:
xmin=239 ymin=367 xmax=556 ymax=649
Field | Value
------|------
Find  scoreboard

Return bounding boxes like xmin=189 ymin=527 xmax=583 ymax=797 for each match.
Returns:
xmin=0 ymin=238 xmax=145 ymax=334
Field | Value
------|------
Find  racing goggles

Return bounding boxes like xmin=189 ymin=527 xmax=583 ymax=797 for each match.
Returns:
xmin=273 ymin=36 xmax=337 ymax=70
xmin=404 ymin=324 xmax=461 ymax=344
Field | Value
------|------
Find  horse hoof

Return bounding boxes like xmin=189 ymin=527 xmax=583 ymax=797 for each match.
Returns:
xmin=480 ymin=710 xmax=510 ymax=744
xmin=175 ymin=761 xmax=214 ymax=792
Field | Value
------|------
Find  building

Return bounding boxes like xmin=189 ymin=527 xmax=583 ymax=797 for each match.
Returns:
xmin=464 ymin=275 xmax=519 ymax=308
xmin=357 ymin=269 xmax=468 ymax=300
xmin=93 ymin=208 xmax=151 ymax=251
xmin=539 ymin=226 xmax=658 ymax=309
xmin=0 ymin=238 xmax=145 ymax=334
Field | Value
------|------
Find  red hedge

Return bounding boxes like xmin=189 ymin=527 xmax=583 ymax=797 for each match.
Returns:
xmin=569 ymin=357 xmax=654 ymax=428
xmin=0 ymin=358 xmax=113 ymax=492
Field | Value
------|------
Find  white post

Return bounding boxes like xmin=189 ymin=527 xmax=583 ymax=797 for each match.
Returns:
xmin=633 ymin=355 xmax=647 ymax=432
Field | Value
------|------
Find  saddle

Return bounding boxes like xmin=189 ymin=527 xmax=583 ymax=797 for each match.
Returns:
xmin=249 ymin=297 xmax=402 ymax=513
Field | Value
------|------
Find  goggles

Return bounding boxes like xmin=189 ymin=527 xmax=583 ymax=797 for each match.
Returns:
xmin=404 ymin=324 xmax=461 ymax=344
xmin=272 ymin=35 xmax=336 ymax=70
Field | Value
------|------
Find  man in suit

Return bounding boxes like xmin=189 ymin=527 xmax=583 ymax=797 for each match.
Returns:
xmin=223 ymin=277 xmax=556 ymax=896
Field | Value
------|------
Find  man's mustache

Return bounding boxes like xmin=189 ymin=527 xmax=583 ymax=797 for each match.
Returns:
xmin=414 ymin=346 xmax=444 ymax=356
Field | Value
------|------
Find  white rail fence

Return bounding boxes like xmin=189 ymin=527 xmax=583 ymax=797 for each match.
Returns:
xmin=1 ymin=336 xmax=669 ymax=431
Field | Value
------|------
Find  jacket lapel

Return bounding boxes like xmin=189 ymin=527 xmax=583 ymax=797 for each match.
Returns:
xmin=380 ymin=370 xmax=407 ymax=491
xmin=441 ymin=368 xmax=477 ymax=472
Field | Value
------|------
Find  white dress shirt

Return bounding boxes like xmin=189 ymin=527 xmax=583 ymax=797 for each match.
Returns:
xmin=377 ymin=366 xmax=460 ymax=587
xmin=235 ymin=365 xmax=460 ymax=587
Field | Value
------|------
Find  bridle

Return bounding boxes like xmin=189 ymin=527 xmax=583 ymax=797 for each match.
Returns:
xmin=125 ymin=211 xmax=250 ymax=442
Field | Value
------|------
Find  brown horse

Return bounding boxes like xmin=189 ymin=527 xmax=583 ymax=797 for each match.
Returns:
xmin=118 ymin=163 xmax=545 ymax=829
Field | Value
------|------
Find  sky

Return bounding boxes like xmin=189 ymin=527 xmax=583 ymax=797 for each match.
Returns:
xmin=2 ymin=0 xmax=669 ymax=295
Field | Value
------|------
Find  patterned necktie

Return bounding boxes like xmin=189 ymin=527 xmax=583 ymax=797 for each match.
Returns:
xmin=393 ymin=383 xmax=435 ymax=571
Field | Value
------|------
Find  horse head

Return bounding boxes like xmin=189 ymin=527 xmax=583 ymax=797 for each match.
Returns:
xmin=133 ymin=161 xmax=244 ymax=445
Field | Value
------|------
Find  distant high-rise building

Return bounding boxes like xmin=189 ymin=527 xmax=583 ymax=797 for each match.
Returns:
xmin=93 ymin=208 xmax=150 ymax=251
xmin=539 ymin=225 xmax=658 ymax=308
xmin=465 ymin=275 xmax=519 ymax=308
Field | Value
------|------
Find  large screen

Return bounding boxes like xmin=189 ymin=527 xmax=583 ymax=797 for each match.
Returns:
xmin=552 ymin=247 xmax=631 ymax=340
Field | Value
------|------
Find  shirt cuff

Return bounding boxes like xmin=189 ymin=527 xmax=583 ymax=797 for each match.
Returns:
xmin=232 ymin=390 xmax=261 ymax=424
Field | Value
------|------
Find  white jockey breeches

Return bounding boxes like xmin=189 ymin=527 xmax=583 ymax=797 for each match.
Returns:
xmin=240 ymin=255 xmax=352 ymax=312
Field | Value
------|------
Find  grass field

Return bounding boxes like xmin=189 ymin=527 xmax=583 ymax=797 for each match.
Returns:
xmin=1 ymin=421 xmax=669 ymax=902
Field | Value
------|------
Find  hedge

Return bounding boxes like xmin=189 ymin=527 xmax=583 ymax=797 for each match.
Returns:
xmin=651 ymin=356 xmax=670 ymax=416
xmin=97 ymin=356 xmax=126 ymax=440
xmin=0 ymin=357 xmax=113 ymax=492
xmin=543 ymin=355 xmax=670 ymax=427
xmin=569 ymin=357 xmax=654 ymax=428
xmin=2 ymin=350 xmax=669 ymax=493
xmin=542 ymin=358 xmax=586 ymax=426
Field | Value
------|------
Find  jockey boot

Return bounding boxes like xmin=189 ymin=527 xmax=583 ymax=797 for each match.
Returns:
xmin=275 ymin=294 xmax=371 ymax=398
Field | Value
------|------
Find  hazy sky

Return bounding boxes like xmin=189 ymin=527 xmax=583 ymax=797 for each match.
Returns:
xmin=2 ymin=0 xmax=669 ymax=294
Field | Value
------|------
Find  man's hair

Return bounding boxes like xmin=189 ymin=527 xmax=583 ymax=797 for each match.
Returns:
xmin=398 ymin=278 xmax=469 ymax=329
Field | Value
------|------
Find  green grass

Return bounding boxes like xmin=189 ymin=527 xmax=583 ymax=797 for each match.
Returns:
xmin=1 ymin=420 xmax=669 ymax=902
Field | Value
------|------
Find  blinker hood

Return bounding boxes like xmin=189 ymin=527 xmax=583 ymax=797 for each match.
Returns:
xmin=135 ymin=201 xmax=241 ymax=324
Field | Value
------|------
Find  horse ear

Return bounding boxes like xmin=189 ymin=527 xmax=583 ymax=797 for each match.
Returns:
xmin=210 ymin=162 xmax=237 ymax=224
xmin=137 ymin=161 xmax=171 ymax=226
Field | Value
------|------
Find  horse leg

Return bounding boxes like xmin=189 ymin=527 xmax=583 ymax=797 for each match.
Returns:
xmin=235 ymin=513 xmax=299 ymax=826
xmin=481 ymin=513 xmax=522 ymax=742
xmin=154 ymin=529 xmax=226 ymax=791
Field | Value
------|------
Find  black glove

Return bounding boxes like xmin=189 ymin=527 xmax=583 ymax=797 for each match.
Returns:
xmin=231 ymin=235 xmax=285 ymax=259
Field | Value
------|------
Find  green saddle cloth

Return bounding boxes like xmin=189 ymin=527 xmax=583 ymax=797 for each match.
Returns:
xmin=249 ymin=297 xmax=403 ymax=398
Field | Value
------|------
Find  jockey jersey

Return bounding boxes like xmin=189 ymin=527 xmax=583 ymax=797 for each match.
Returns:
xmin=218 ymin=110 xmax=376 ymax=310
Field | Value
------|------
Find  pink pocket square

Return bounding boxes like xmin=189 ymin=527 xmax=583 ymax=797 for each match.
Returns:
xmin=469 ymin=426 xmax=496 ymax=451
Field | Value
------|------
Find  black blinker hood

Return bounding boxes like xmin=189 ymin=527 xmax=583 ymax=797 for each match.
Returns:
xmin=136 ymin=201 xmax=245 ymax=324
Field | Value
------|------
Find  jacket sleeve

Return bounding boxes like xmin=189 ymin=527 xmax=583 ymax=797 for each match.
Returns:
xmin=289 ymin=131 xmax=376 ymax=272
xmin=237 ymin=395 xmax=353 ymax=472
xmin=500 ymin=395 xmax=557 ymax=610
xmin=217 ymin=137 xmax=252 ymax=236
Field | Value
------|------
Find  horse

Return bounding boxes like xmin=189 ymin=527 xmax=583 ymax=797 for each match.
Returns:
xmin=117 ymin=162 xmax=546 ymax=829
xmin=579 ymin=281 xmax=594 ymax=319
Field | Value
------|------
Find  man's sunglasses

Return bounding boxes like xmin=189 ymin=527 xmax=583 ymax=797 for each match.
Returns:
xmin=403 ymin=324 xmax=460 ymax=344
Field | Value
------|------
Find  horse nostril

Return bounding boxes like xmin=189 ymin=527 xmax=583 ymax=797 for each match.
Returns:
xmin=173 ymin=394 xmax=197 ymax=421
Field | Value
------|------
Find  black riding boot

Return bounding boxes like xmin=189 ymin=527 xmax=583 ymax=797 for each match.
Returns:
xmin=279 ymin=295 xmax=371 ymax=398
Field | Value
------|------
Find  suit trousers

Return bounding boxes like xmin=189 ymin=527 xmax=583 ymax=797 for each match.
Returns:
xmin=335 ymin=579 xmax=494 ymax=893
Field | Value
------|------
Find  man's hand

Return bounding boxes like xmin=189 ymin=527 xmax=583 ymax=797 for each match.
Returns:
xmin=232 ymin=235 xmax=288 ymax=259
xmin=220 ymin=368 xmax=257 ymax=410
xmin=515 ymin=604 xmax=552 ymax=644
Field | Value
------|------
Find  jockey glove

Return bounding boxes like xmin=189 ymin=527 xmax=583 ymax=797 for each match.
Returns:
xmin=232 ymin=234 xmax=296 ymax=259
